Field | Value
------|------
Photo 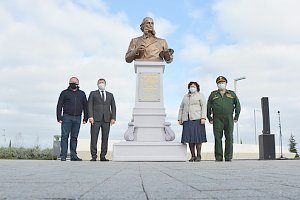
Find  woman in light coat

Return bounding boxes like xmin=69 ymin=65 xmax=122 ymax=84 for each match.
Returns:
xmin=178 ymin=81 xmax=207 ymax=162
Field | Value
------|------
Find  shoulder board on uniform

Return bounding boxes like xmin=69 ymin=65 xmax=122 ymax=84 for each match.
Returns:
xmin=211 ymin=90 xmax=220 ymax=100
xmin=225 ymin=90 xmax=235 ymax=98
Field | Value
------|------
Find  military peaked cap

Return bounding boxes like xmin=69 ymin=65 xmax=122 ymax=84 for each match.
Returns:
xmin=216 ymin=76 xmax=228 ymax=83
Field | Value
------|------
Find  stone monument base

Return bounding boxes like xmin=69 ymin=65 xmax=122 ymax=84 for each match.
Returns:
xmin=113 ymin=142 xmax=187 ymax=161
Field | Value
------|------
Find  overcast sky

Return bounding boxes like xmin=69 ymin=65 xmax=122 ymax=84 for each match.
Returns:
xmin=0 ymin=0 xmax=299 ymax=148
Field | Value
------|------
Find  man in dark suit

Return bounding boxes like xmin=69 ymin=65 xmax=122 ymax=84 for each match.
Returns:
xmin=88 ymin=78 xmax=116 ymax=161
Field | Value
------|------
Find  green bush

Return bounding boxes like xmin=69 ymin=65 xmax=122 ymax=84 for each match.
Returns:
xmin=0 ymin=146 xmax=56 ymax=160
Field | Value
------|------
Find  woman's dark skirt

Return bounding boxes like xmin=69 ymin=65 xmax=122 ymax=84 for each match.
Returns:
xmin=181 ymin=119 xmax=207 ymax=144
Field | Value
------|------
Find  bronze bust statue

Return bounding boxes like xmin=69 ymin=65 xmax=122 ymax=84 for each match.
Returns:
xmin=125 ymin=17 xmax=174 ymax=64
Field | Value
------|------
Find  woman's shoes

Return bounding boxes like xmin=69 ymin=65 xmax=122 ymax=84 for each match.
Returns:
xmin=195 ymin=156 xmax=201 ymax=162
xmin=189 ymin=157 xmax=195 ymax=162
xmin=189 ymin=155 xmax=201 ymax=162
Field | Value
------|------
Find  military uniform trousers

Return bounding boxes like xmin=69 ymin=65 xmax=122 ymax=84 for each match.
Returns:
xmin=213 ymin=114 xmax=234 ymax=161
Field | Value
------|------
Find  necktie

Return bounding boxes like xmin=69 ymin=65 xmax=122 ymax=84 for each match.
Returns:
xmin=101 ymin=91 xmax=104 ymax=101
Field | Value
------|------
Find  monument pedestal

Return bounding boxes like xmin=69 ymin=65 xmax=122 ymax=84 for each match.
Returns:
xmin=113 ymin=142 xmax=187 ymax=161
xmin=113 ymin=61 xmax=187 ymax=161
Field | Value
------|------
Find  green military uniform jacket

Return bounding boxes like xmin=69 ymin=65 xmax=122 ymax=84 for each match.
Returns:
xmin=207 ymin=90 xmax=241 ymax=121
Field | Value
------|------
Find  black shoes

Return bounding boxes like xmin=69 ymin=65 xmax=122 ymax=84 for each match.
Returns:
xmin=71 ymin=157 xmax=82 ymax=161
xmin=61 ymin=157 xmax=82 ymax=161
xmin=189 ymin=157 xmax=195 ymax=162
xmin=90 ymin=157 xmax=109 ymax=161
xmin=100 ymin=157 xmax=109 ymax=162
xmin=215 ymin=158 xmax=232 ymax=162
xmin=195 ymin=156 xmax=201 ymax=162
xmin=61 ymin=155 xmax=109 ymax=161
xmin=189 ymin=156 xmax=201 ymax=162
xmin=90 ymin=155 xmax=109 ymax=161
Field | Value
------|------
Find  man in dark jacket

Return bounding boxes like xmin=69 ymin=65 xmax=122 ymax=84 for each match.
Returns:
xmin=88 ymin=78 xmax=116 ymax=161
xmin=56 ymin=77 xmax=88 ymax=161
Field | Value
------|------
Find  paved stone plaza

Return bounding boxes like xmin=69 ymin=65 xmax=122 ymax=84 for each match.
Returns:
xmin=0 ymin=160 xmax=299 ymax=200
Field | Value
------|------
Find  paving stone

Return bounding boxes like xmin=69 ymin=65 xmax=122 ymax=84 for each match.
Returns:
xmin=0 ymin=160 xmax=299 ymax=200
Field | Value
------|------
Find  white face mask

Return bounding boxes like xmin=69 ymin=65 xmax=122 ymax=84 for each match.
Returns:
xmin=189 ymin=87 xmax=197 ymax=93
xmin=217 ymin=83 xmax=226 ymax=90
xmin=98 ymin=83 xmax=106 ymax=90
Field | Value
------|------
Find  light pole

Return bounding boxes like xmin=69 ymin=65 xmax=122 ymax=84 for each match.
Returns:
xmin=234 ymin=76 xmax=246 ymax=144
xmin=278 ymin=111 xmax=284 ymax=159
xmin=253 ymin=109 xmax=261 ymax=144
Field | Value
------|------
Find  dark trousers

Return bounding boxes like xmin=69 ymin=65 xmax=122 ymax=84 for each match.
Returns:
xmin=60 ymin=114 xmax=81 ymax=159
xmin=90 ymin=120 xmax=110 ymax=159
xmin=213 ymin=115 xmax=234 ymax=161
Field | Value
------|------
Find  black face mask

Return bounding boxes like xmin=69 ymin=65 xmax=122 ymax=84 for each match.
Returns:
xmin=69 ymin=83 xmax=78 ymax=89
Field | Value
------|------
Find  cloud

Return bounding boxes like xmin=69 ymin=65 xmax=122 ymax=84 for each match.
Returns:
xmin=72 ymin=0 xmax=108 ymax=12
xmin=187 ymin=8 xmax=204 ymax=21
xmin=180 ymin=34 xmax=210 ymax=62
xmin=0 ymin=0 xmax=139 ymax=147
xmin=146 ymin=13 xmax=177 ymax=39
xmin=213 ymin=0 xmax=300 ymax=43
xmin=1 ymin=0 xmax=299 ymax=149
xmin=179 ymin=0 xmax=300 ymax=145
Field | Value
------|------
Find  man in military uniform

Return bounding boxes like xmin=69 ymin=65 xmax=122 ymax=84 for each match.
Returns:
xmin=207 ymin=76 xmax=241 ymax=161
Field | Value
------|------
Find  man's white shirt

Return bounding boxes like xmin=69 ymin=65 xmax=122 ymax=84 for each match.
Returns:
xmin=99 ymin=90 xmax=106 ymax=101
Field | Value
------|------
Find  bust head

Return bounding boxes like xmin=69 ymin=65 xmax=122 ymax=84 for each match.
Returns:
xmin=140 ymin=17 xmax=156 ymax=36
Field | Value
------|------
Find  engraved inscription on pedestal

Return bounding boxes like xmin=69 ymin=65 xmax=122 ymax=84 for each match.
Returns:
xmin=138 ymin=72 xmax=160 ymax=102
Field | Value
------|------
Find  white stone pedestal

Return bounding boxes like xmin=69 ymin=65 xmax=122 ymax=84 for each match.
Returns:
xmin=113 ymin=61 xmax=187 ymax=161
xmin=113 ymin=142 xmax=187 ymax=161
